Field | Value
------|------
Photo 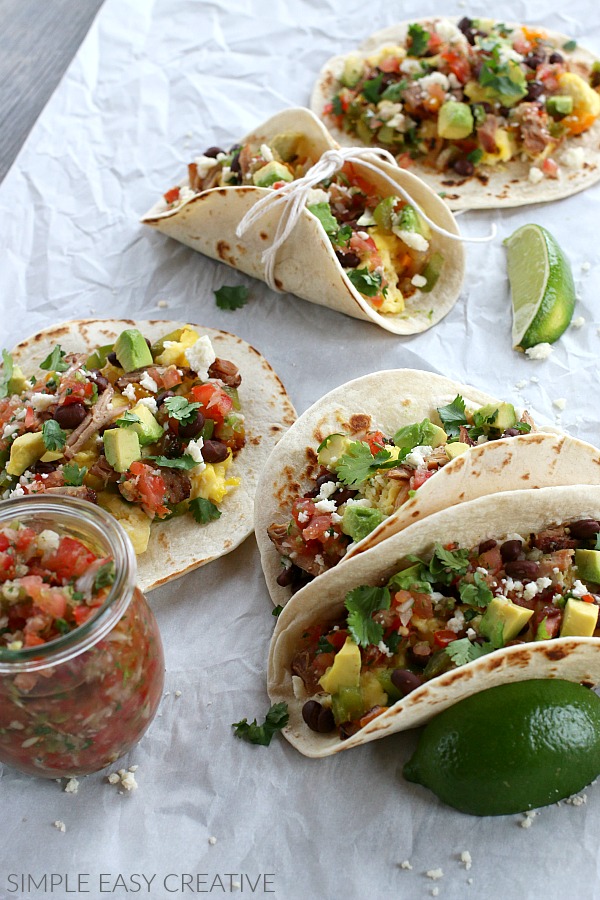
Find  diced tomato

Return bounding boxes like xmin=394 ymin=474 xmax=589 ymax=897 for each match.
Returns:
xmin=396 ymin=153 xmax=413 ymax=169
xmin=413 ymin=593 xmax=433 ymax=619
xmin=164 ymin=187 xmax=180 ymax=204
xmin=427 ymin=31 xmax=443 ymax=52
xmin=312 ymin=651 xmax=335 ymax=675
xmin=328 ymin=629 xmax=349 ymax=650
xmin=342 ymin=163 xmax=379 ymax=198
xmin=20 ymin=576 xmax=67 ymax=619
xmin=323 ymin=102 xmax=334 ymax=116
xmin=73 ymin=604 xmax=95 ymax=626
xmin=359 ymin=706 xmax=388 ymax=728
xmin=478 ymin=547 xmax=503 ymax=572
xmin=292 ymin=498 xmax=316 ymax=526
xmin=410 ymin=468 xmax=434 ymax=491
xmin=542 ymin=158 xmax=559 ymax=178
xmin=302 ymin=515 xmax=334 ymax=542
xmin=0 ymin=534 xmax=8 ymax=552
xmin=441 ymin=50 xmax=471 ymax=83
xmin=434 ymin=629 xmax=458 ymax=648
xmin=582 ymin=594 xmax=596 ymax=604
xmin=379 ymin=55 xmax=401 ymax=73
xmin=24 ymin=406 xmax=35 ymax=428
xmin=190 ymin=383 xmax=233 ymax=424
xmin=272 ymin=181 xmax=287 ymax=190
xmin=158 ymin=366 xmax=183 ymax=390
xmin=23 ymin=633 xmax=45 ymax=648
xmin=44 ymin=536 xmax=97 ymax=581
xmin=128 ymin=461 xmax=169 ymax=517
xmin=365 ymin=431 xmax=386 ymax=454
xmin=14 ymin=527 xmax=38 ymax=553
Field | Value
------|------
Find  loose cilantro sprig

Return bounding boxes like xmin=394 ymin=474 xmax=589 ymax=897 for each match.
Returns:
xmin=362 ymin=73 xmax=384 ymax=103
xmin=163 ymin=396 xmax=201 ymax=425
xmin=307 ymin=202 xmax=352 ymax=248
xmin=336 ymin=441 xmax=398 ymax=488
xmin=62 ymin=463 xmax=87 ymax=486
xmin=42 ymin=419 xmax=67 ymax=452
xmin=0 ymin=350 xmax=14 ymax=399
xmin=115 ymin=411 xmax=142 ymax=427
xmin=40 ymin=345 xmax=69 ymax=373
xmin=437 ymin=395 xmax=468 ymax=438
xmin=347 ymin=268 xmax=383 ymax=298
xmin=232 ymin=702 xmax=289 ymax=746
xmin=458 ymin=571 xmax=493 ymax=608
xmin=407 ymin=23 xmax=430 ymax=57
xmin=214 ymin=285 xmax=249 ymax=311
xmin=189 ymin=497 xmax=221 ymax=524
xmin=446 ymin=622 xmax=504 ymax=667
xmin=149 ymin=454 xmax=199 ymax=470
xmin=345 ymin=585 xmax=390 ymax=647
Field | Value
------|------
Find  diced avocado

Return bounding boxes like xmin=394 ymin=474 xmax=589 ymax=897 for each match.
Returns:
xmin=127 ymin=403 xmax=163 ymax=446
xmin=114 ymin=329 xmax=153 ymax=373
xmin=376 ymin=668 xmax=403 ymax=704
xmin=317 ymin=433 xmax=354 ymax=471
xmin=331 ymin=685 xmax=364 ymax=725
xmin=7 ymin=365 xmax=27 ymax=395
xmin=396 ymin=204 xmax=429 ymax=237
xmin=394 ymin=418 xmax=447 ymax=451
xmin=446 ymin=442 xmax=470 ymax=460
xmin=474 ymin=401 xmax=517 ymax=432
xmin=201 ymin=418 xmax=215 ymax=440
xmin=360 ymin=670 xmax=388 ymax=709
xmin=420 ymin=251 xmax=445 ymax=293
xmin=423 ymin=421 xmax=447 ymax=448
xmin=373 ymin=196 xmax=396 ymax=230
xmin=319 ymin=637 xmax=361 ymax=694
xmin=356 ymin=116 xmax=375 ymax=145
xmin=479 ymin=597 xmax=533 ymax=643
xmin=437 ymin=101 xmax=474 ymax=140
xmin=252 ymin=161 xmax=293 ymax=187
xmin=269 ymin=131 xmax=303 ymax=163
xmin=388 ymin=563 xmax=424 ymax=592
xmin=85 ymin=343 xmax=114 ymax=370
xmin=560 ymin=597 xmax=599 ymax=637
xmin=150 ymin=328 xmax=184 ymax=358
xmin=97 ymin=493 xmax=151 ymax=554
xmin=103 ymin=428 xmax=141 ymax=473
xmin=341 ymin=505 xmax=384 ymax=542
xmin=221 ymin=385 xmax=241 ymax=410
xmin=574 ymin=549 xmax=600 ymax=584
xmin=377 ymin=125 xmax=397 ymax=145
xmin=40 ymin=449 xmax=65 ymax=463
xmin=546 ymin=95 xmax=574 ymax=118
xmin=340 ymin=54 xmax=364 ymax=88
xmin=6 ymin=431 xmax=46 ymax=476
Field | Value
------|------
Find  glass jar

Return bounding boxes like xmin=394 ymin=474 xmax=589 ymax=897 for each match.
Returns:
xmin=0 ymin=496 xmax=164 ymax=777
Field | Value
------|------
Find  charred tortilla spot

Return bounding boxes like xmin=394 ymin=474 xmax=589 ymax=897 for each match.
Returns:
xmin=260 ymin=232 xmax=268 ymax=241
xmin=411 ymin=510 xmax=420 ymax=518
xmin=521 ymin=473 xmax=530 ymax=480
xmin=476 ymin=174 xmax=490 ymax=185
xmin=544 ymin=646 xmax=569 ymax=661
xmin=348 ymin=413 xmax=371 ymax=433
xmin=306 ymin=447 xmax=318 ymax=466
xmin=216 ymin=240 xmax=235 ymax=264
xmin=250 ymin=436 xmax=262 ymax=445
xmin=274 ymin=278 xmax=283 ymax=290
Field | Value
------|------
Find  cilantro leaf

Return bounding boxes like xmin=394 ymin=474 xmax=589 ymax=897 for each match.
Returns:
xmin=54 ymin=618 xmax=71 ymax=635
xmin=407 ymin=23 xmax=430 ymax=57
xmin=362 ymin=73 xmax=384 ymax=103
xmin=345 ymin=585 xmax=390 ymax=647
xmin=0 ymin=350 xmax=14 ymax=399
xmin=458 ymin=571 xmax=493 ymax=608
xmin=347 ymin=267 xmax=383 ymax=298
xmin=272 ymin=605 xmax=283 ymax=617
xmin=62 ymin=463 xmax=87 ymax=486
xmin=39 ymin=345 xmax=69 ymax=373
xmin=336 ymin=441 xmax=396 ymax=488
xmin=387 ymin=564 xmax=432 ymax=595
xmin=149 ymin=454 xmax=199 ymax=470
xmin=479 ymin=60 xmax=527 ymax=104
xmin=437 ymin=394 xmax=467 ymax=438
xmin=563 ymin=39 xmax=577 ymax=52
xmin=393 ymin=418 xmax=435 ymax=452
xmin=445 ymin=637 xmax=488 ymax=667
xmin=428 ymin=544 xmax=470 ymax=584
xmin=94 ymin=560 xmax=115 ymax=591
xmin=189 ymin=497 xmax=221 ymax=524
xmin=42 ymin=419 xmax=67 ymax=452
xmin=332 ymin=94 xmax=344 ymax=116
xmin=307 ymin=201 xmax=339 ymax=235
xmin=232 ymin=702 xmax=289 ymax=746
xmin=163 ymin=396 xmax=202 ymax=425
xmin=115 ymin=411 xmax=142 ymax=427
xmin=514 ymin=421 xmax=532 ymax=434
xmin=214 ymin=285 xmax=249 ymax=311
xmin=381 ymin=80 xmax=408 ymax=102
xmin=316 ymin=636 xmax=335 ymax=655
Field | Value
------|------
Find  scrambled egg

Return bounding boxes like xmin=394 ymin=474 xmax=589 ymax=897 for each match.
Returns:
xmin=155 ymin=328 xmax=200 ymax=367
xmin=480 ymin=128 xmax=518 ymax=165
xmin=371 ymin=228 xmax=405 ymax=314
xmin=558 ymin=72 xmax=600 ymax=135
xmin=191 ymin=453 xmax=240 ymax=504
xmin=97 ymin=493 xmax=151 ymax=554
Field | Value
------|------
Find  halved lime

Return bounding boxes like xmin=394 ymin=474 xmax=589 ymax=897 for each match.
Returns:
xmin=504 ymin=224 xmax=576 ymax=350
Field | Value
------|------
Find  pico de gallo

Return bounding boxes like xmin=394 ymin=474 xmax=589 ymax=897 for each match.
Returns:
xmin=0 ymin=325 xmax=245 ymax=554
xmin=268 ymin=395 xmax=534 ymax=592
xmin=0 ymin=517 xmax=164 ymax=776
xmin=160 ymin=133 xmax=443 ymax=315
xmin=322 ymin=17 xmax=600 ymax=182
xmin=294 ymin=517 xmax=600 ymax=740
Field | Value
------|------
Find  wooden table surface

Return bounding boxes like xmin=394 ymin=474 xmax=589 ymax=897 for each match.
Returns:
xmin=0 ymin=0 xmax=104 ymax=184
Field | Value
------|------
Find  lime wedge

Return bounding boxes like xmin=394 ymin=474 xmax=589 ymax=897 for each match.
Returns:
xmin=504 ymin=224 xmax=576 ymax=350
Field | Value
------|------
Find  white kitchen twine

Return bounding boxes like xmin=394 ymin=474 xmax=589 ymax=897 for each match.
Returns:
xmin=235 ymin=147 xmax=496 ymax=291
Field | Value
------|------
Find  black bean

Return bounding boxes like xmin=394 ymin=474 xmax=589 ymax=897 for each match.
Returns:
xmin=480 ymin=102 xmax=494 ymax=114
xmin=524 ymin=53 xmax=545 ymax=69
xmin=502 ymin=428 xmax=520 ymax=437
xmin=332 ymin=487 xmax=358 ymax=505
xmin=32 ymin=460 xmax=60 ymax=475
xmin=201 ymin=439 xmax=229 ymax=464
xmin=107 ymin=351 xmax=120 ymax=367
xmin=391 ymin=669 xmax=423 ymax=697
xmin=177 ymin=409 xmax=206 ymax=439
xmin=549 ymin=51 xmax=563 ymax=64
xmin=525 ymin=80 xmax=545 ymax=101
xmin=302 ymin=700 xmax=335 ymax=733
xmin=569 ymin=519 xmax=600 ymax=540
xmin=478 ymin=539 xmax=497 ymax=555
xmin=156 ymin=390 xmax=176 ymax=407
xmin=230 ymin=152 xmax=241 ymax=174
xmin=156 ymin=431 xmax=184 ymax=459
xmin=276 ymin=566 xmax=294 ymax=587
xmin=500 ymin=539 xmax=523 ymax=562
xmin=315 ymin=473 xmax=335 ymax=490
xmin=87 ymin=370 xmax=109 ymax=393
xmin=335 ymin=250 xmax=361 ymax=269
xmin=145 ymin=338 xmax=152 ymax=350
xmin=54 ymin=402 xmax=88 ymax=430
xmin=504 ymin=559 xmax=539 ymax=581
xmin=452 ymin=157 xmax=475 ymax=177
xmin=204 ymin=146 xmax=225 ymax=158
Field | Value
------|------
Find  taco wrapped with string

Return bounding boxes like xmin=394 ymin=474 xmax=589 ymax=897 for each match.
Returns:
xmin=268 ymin=486 xmax=600 ymax=757
xmin=0 ymin=319 xmax=296 ymax=592
xmin=255 ymin=369 xmax=600 ymax=608
xmin=310 ymin=17 xmax=600 ymax=210
xmin=141 ymin=108 xmax=467 ymax=335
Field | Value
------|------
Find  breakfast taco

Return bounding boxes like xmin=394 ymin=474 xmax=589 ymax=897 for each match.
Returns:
xmin=0 ymin=319 xmax=296 ymax=591
xmin=141 ymin=108 xmax=465 ymax=334
xmin=268 ymin=485 xmax=600 ymax=757
xmin=310 ymin=17 xmax=600 ymax=209
xmin=255 ymin=369 xmax=600 ymax=607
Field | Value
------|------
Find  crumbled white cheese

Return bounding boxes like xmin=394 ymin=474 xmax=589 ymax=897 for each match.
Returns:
xmin=528 ymin=166 xmax=544 ymax=184
xmin=139 ymin=371 xmax=158 ymax=393
xmin=178 ymin=185 xmax=196 ymax=204
xmin=561 ymin=147 xmax=585 ymax=170
xmin=447 ymin=72 xmax=462 ymax=89
xmin=460 ymin=851 xmax=472 ymax=870
xmin=343 ymin=498 xmax=373 ymax=508
xmin=157 ymin=299 xmax=169 ymax=308
xmin=193 ymin=155 xmax=221 ymax=180
xmin=37 ymin=529 xmax=60 ymax=555
xmin=64 ymin=777 xmax=79 ymax=794
xmin=426 ymin=869 xmax=444 ymax=881
xmin=186 ymin=437 xmax=205 ymax=469
xmin=394 ymin=229 xmax=430 ymax=252
xmin=30 ymin=392 xmax=56 ymax=411
xmin=107 ymin=773 xmax=120 ymax=784
xmin=313 ymin=498 xmax=337 ymax=514
xmin=331 ymin=512 xmax=343 ymax=524
xmin=292 ymin=675 xmax=307 ymax=701
xmin=434 ymin=19 xmax=464 ymax=43
xmin=53 ymin=820 xmax=66 ymax=833
xmin=377 ymin=640 xmax=394 ymax=658
xmin=581 ymin=261 xmax=591 ymax=272
xmin=259 ymin=143 xmax=274 ymax=163
xmin=571 ymin=316 xmax=586 ymax=329
xmin=515 ymin=379 xmax=527 ymax=390
xmin=297 ymin=510 xmax=309 ymax=524
xmin=2 ymin=421 xmax=20 ymax=439
xmin=523 ymin=582 xmax=539 ymax=601
xmin=306 ymin=188 xmax=330 ymax=205
xmin=571 ymin=579 xmax=590 ymax=598
xmin=377 ymin=100 xmax=404 ymax=122
xmin=175 ymin=690 xmax=182 ymax=698
xmin=316 ymin=481 xmax=339 ymax=501
xmin=208 ymin=836 xmax=217 ymax=846
xmin=553 ymin=398 xmax=567 ymax=410
xmin=419 ymin=72 xmax=450 ymax=93
xmin=400 ymin=58 xmax=423 ymax=75
xmin=399 ymin=860 xmax=413 ymax=870
xmin=565 ymin=793 xmax=587 ymax=806
xmin=136 ymin=396 xmax=158 ymax=414
xmin=466 ymin=627 xmax=477 ymax=640
xmin=496 ymin=42 xmax=523 ymax=64
xmin=447 ymin=609 xmax=466 ymax=633
xmin=118 ymin=769 xmax=138 ymax=791
xmin=121 ymin=383 xmax=137 ymax=402
xmin=520 ymin=811 xmax=537 ymax=828
xmin=411 ymin=274 xmax=427 ymax=288
xmin=525 ymin=343 xmax=553 ymax=360
xmin=185 ymin=335 xmax=216 ymax=381
xmin=404 ymin=445 xmax=433 ymax=469
xmin=9 ymin=484 xmax=26 ymax=499
xmin=128 ymin=765 xmax=139 ymax=772
xmin=356 ymin=210 xmax=376 ymax=227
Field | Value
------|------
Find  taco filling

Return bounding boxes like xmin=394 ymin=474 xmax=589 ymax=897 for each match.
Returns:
xmin=0 ymin=326 xmax=245 ymax=553
xmin=268 ymin=395 xmax=533 ymax=591
xmin=321 ymin=18 xmax=600 ymax=181
xmin=292 ymin=517 xmax=600 ymax=740
xmin=160 ymin=136 xmax=443 ymax=314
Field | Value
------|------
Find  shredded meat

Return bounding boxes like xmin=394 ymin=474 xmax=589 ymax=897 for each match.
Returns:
xmin=531 ymin=528 xmax=578 ymax=553
xmin=477 ymin=114 xmax=499 ymax=154
xmin=63 ymin=386 xmax=120 ymax=459
xmin=158 ymin=466 xmax=191 ymax=505
xmin=516 ymin=103 xmax=553 ymax=156
xmin=291 ymin=649 xmax=322 ymax=695
xmin=520 ymin=410 xmax=535 ymax=429
xmin=88 ymin=455 xmax=119 ymax=488
xmin=208 ymin=358 xmax=241 ymax=388
xmin=459 ymin=425 xmax=476 ymax=446
xmin=43 ymin=485 xmax=98 ymax=503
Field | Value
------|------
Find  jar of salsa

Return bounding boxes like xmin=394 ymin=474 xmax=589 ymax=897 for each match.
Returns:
xmin=0 ymin=496 xmax=164 ymax=777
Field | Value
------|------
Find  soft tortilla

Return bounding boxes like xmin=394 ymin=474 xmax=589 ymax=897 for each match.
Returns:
xmin=9 ymin=319 xmax=297 ymax=593
xmin=268 ymin=485 xmax=600 ymax=758
xmin=141 ymin=108 xmax=465 ymax=334
xmin=310 ymin=18 xmax=600 ymax=211
xmin=254 ymin=368 xmax=600 ymax=607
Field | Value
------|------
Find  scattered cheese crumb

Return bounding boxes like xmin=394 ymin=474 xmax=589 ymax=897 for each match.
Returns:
xmin=530 ymin=375 xmax=539 ymax=383
xmin=139 ymin=371 xmax=158 ymax=393
xmin=53 ymin=820 xmax=66 ymax=833
xmin=399 ymin=860 xmax=413 ymax=870
xmin=122 ymin=383 xmax=137 ymax=402
xmin=157 ymin=299 xmax=169 ymax=308
xmin=107 ymin=773 xmax=120 ymax=784
xmin=520 ymin=810 xmax=537 ymax=828
xmin=565 ymin=793 xmax=587 ymax=806
xmin=208 ymin=836 xmax=217 ymax=845
xmin=426 ymin=869 xmax=444 ymax=880
xmin=525 ymin=343 xmax=553 ymax=361
xmin=467 ymin=878 xmax=474 ymax=885
xmin=411 ymin=274 xmax=427 ymax=289
xmin=515 ymin=380 xmax=527 ymax=389
xmin=552 ymin=398 xmax=566 ymax=411
xmin=175 ymin=690 xmax=182 ymax=698
xmin=528 ymin=166 xmax=544 ymax=184
xmin=581 ymin=262 xmax=591 ymax=272
xmin=64 ymin=777 xmax=79 ymax=794
xmin=431 ymin=889 xmax=440 ymax=897
xmin=460 ymin=851 xmax=472 ymax=870
xmin=107 ymin=769 xmax=138 ymax=791
xmin=571 ymin=316 xmax=586 ymax=328
xmin=128 ymin=765 xmax=138 ymax=772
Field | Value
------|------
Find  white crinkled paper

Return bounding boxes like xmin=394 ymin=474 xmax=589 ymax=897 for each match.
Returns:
xmin=1 ymin=1 xmax=600 ymax=898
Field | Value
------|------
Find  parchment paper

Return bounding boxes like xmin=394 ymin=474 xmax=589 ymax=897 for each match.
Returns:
xmin=1 ymin=1 xmax=599 ymax=898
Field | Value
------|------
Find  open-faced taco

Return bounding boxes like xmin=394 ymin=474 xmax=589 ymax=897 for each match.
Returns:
xmin=254 ymin=369 xmax=600 ymax=607
xmin=310 ymin=17 xmax=600 ymax=209
xmin=268 ymin=485 xmax=600 ymax=757
xmin=141 ymin=108 xmax=465 ymax=334
xmin=0 ymin=319 xmax=296 ymax=591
